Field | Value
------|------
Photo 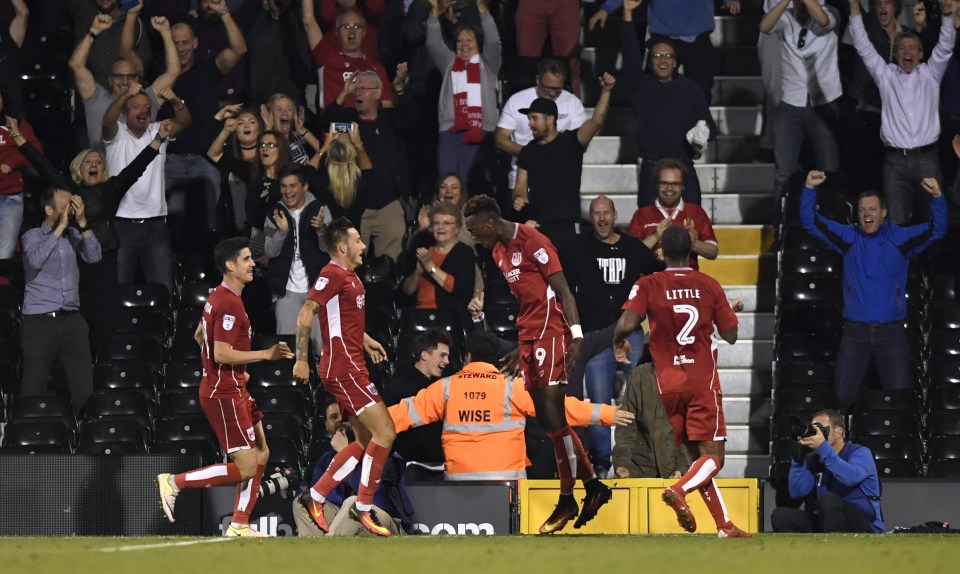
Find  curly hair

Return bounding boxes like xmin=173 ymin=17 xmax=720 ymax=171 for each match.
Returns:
xmin=462 ymin=194 xmax=500 ymax=219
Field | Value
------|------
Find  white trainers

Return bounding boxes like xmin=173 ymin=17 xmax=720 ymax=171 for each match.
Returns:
xmin=156 ymin=473 xmax=179 ymax=523
xmin=224 ymin=524 xmax=271 ymax=537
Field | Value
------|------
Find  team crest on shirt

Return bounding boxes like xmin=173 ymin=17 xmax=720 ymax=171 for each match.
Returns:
xmin=246 ymin=426 xmax=256 ymax=442
xmin=223 ymin=315 xmax=236 ymax=331
xmin=511 ymin=252 xmax=522 ymax=267
xmin=315 ymin=276 xmax=329 ymax=290
xmin=534 ymin=248 xmax=549 ymax=264
xmin=628 ymin=284 xmax=639 ymax=300
xmin=357 ymin=294 xmax=365 ymax=308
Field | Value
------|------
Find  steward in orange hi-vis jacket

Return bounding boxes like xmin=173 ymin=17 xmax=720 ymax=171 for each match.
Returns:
xmin=389 ymin=361 xmax=628 ymax=480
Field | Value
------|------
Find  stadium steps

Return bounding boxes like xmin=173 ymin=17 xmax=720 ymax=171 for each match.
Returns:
xmin=581 ymin=2 xmax=774 ymax=478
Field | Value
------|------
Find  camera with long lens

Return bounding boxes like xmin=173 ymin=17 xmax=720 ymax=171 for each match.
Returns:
xmin=787 ymin=415 xmax=829 ymax=441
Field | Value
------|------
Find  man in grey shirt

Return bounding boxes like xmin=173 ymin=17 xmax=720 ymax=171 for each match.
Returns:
xmin=20 ymin=186 xmax=102 ymax=414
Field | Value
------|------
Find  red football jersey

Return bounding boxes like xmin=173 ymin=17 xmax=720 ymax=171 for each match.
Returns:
xmin=621 ymin=268 xmax=737 ymax=393
xmin=626 ymin=200 xmax=717 ymax=270
xmin=199 ymin=283 xmax=252 ymax=399
xmin=493 ymin=223 xmax=569 ymax=340
xmin=311 ymin=41 xmax=393 ymax=109
xmin=308 ymin=261 xmax=368 ymax=379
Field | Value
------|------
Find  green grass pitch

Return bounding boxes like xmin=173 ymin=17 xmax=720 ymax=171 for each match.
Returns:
xmin=2 ymin=535 xmax=960 ymax=574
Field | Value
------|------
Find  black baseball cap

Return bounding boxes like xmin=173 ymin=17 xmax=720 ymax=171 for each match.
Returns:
xmin=519 ymin=97 xmax=558 ymax=118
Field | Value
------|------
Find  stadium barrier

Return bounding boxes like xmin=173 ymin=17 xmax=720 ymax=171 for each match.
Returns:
xmin=518 ymin=478 xmax=762 ymax=534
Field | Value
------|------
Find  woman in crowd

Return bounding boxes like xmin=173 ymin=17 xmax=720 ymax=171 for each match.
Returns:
xmin=310 ymin=124 xmax=372 ymax=229
xmin=208 ymin=104 xmax=263 ymax=231
xmin=261 ymin=93 xmax=321 ymax=166
xmin=401 ymin=201 xmax=476 ymax=326
xmin=8 ymin=115 xmax=172 ymax=344
xmin=426 ymin=0 xmax=500 ymax=192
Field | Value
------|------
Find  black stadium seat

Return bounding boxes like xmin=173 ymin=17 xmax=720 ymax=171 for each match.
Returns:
xmin=928 ymin=302 xmax=960 ymax=331
xmin=83 ymin=391 xmax=155 ymax=431
xmin=164 ymin=362 xmax=204 ymax=389
xmin=152 ymin=440 xmax=221 ymax=466
xmin=927 ymin=411 xmax=960 ymax=437
xmin=79 ymin=441 xmax=141 ymax=456
xmin=93 ymin=362 xmax=160 ymax=397
xmin=874 ymin=458 xmax=923 ymax=478
xmin=249 ymin=389 xmax=309 ymax=425
xmin=97 ymin=337 xmax=165 ymax=365
xmin=775 ymin=385 xmax=839 ymax=414
xmin=159 ymin=389 xmax=204 ymax=417
xmin=927 ymin=459 xmax=960 ymax=478
xmin=928 ymin=436 xmax=960 ymax=460
xmin=777 ymin=362 xmax=835 ymax=387
xmin=118 ymin=283 xmax=171 ymax=312
xmin=79 ymin=419 xmax=148 ymax=453
xmin=929 ymin=329 xmax=960 ymax=357
xmin=855 ymin=389 xmax=919 ymax=413
xmin=155 ymin=416 xmax=217 ymax=444
xmin=776 ymin=332 xmax=841 ymax=364
xmin=111 ymin=308 xmax=172 ymax=341
xmin=11 ymin=395 xmax=76 ymax=430
xmin=928 ymin=387 xmax=960 ymax=411
xmin=777 ymin=305 xmax=842 ymax=336
xmin=179 ymin=281 xmax=217 ymax=310
xmin=778 ymin=273 xmax=842 ymax=306
xmin=780 ymin=249 xmax=842 ymax=276
xmin=261 ymin=414 xmax=307 ymax=450
xmin=855 ymin=435 xmax=923 ymax=461
xmin=850 ymin=411 xmax=921 ymax=438
xmin=2 ymin=420 xmax=73 ymax=453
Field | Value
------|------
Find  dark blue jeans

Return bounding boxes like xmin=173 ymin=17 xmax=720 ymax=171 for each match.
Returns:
xmin=114 ymin=218 xmax=174 ymax=294
xmin=834 ymin=321 xmax=912 ymax=413
xmin=883 ymin=147 xmax=941 ymax=226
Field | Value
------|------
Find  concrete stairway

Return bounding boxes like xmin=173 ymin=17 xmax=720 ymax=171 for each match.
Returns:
xmin=579 ymin=4 xmax=773 ymax=478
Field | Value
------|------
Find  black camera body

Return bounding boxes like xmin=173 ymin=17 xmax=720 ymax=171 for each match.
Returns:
xmin=787 ymin=415 xmax=829 ymax=441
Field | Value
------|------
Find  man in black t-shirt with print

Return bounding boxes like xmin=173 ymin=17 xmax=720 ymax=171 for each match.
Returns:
xmin=512 ymin=73 xmax=616 ymax=267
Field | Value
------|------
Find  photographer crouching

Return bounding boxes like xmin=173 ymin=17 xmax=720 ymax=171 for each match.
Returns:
xmin=772 ymin=409 xmax=884 ymax=533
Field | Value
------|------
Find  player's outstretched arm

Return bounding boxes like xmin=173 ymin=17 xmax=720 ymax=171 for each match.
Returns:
xmin=214 ymin=341 xmax=292 ymax=365
xmin=293 ymin=299 xmax=321 ymax=382
xmin=613 ymin=310 xmax=643 ymax=364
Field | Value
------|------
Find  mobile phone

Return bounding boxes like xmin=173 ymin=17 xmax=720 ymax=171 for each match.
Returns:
xmin=121 ymin=0 xmax=140 ymax=11
xmin=333 ymin=122 xmax=352 ymax=134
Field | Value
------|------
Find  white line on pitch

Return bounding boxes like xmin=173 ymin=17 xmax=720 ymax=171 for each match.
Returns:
xmin=99 ymin=538 xmax=234 ymax=552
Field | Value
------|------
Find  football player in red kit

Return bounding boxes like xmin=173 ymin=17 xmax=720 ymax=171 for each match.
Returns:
xmin=463 ymin=195 xmax=612 ymax=534
xmin=156 ymin=237 xmax=294 ymax=537
xmin=291 ymin=218 xmax=395 ymax=536
xmin=614 ymin=225 xmax=750 ymax=538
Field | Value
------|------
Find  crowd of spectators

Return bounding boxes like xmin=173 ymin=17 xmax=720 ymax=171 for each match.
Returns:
xmin=1 ymin=0 xmax=959 ymax=494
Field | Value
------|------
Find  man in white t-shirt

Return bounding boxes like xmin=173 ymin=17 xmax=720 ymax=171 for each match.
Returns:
xmin=102 ymin=83 xmax=191 ymax=293
xmin=263 ymin=164 xmax=328 ymax=355
xmin=495 ymin=59 xmax=588 ymax=193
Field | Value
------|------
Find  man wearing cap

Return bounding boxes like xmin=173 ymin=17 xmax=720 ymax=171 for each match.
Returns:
xmin=512 ymin=73 xmax=616 ymax=268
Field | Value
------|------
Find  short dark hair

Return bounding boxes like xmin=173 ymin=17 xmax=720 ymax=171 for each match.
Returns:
xmin=214 ymin=237 xmax=250 ymax=274
xmin=660 ymin=226 xmax=691 ymax=261
xmin=39 ymin=185 xmax=68 ymax=212
xmin=895 ymin=30 xmax=923 ymax=52
xmin=456 ymin=23 xmax=484 ymax=54
xmin=856 ymin=190 xmax=887 ymax=211
xmin=462 ymin=194 xmax=501 ymax=219
xmin=537 ymin=58 xmax=567 ymax=78
xmin=324 ymin=217 xmax=356 ymax=251
xmin=647 ymin=37 xmax=677 ymax=53
xmin=412 ymin=329 xmax=453 ymax=363
xmin=811 ymin=409 xmax=845 ymax=434
xmin=465 ymin=329 xmax=501 ymax=365
xmin=653 ymin=158 xmax=688 ymax=185
xmin=278 ymin=163 xmax=308 ymax=184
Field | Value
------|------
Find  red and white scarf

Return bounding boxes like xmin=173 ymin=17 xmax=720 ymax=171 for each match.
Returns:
xmin=450 ymin=54 xmax=483 ymax=144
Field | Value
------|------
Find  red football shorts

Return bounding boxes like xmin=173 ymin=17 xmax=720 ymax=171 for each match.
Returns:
xmin=659 ymin=388 xmax=727 ymax=445
xmin=321 ymin=371 xmax=382 ymax=418
xmin=200 ymin=391 xmax=264 ymax=454
xmin=519 ymin=335 xmax=569 ymax=391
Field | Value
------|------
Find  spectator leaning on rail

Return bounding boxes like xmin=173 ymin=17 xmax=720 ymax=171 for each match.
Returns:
xmin=800 ymin=170 xmax=946 ymax=413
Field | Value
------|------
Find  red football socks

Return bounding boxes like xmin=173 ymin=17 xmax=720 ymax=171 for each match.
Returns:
xmin=356 ymin=441 xmax=390 ymax=510
xmin=699 ymin=479 xmax=731 ymax=529
xmin=673 ymin=455 xmax=720 ymax=494
xmin=310 ymin=441 xmax=364 ymax=502
xmin=173 ymin=463 xmax=243 ymax=490
xmin=547 ymin=426 xmax=595 ymax=494
xmin=231 ymin=463 xmax=266 ymax=526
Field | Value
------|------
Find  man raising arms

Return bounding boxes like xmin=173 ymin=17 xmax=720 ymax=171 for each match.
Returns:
xmin=614 ymin=226 xmax=751 ymax=538
xmin=156 ymin=237 xmax=294 ymax=537
xmin=463 ymin=195 xmax=612 ymax=534
xmin=292 ymin=218 xmax=395 ymax=536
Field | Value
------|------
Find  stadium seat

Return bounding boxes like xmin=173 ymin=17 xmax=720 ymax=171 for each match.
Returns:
xmin=778 ymin=273 xmax=842 ymax=306
xmin=82 ymin=391 xmax=155 ymax=432
xmin=164 ymin=361 xmax=204 ymax=389
xmin=781 ymin=225 xmax=832 ymax=253
xmin=874 ymin=458 xmax=923 ymax=478
xmin=174 ymin=308 xmax=203 ymax=340
xmin=170 ymin=336 xmax=202 ymax=362
xmin=10 ymin=395 xmax=78 ymax=444
xmin=850 ymin=411 xmax=921 ymax=438
xmin=179 ymin=280 xmax=217 ymax=310
xmin=780 ymin=249 xmax=842 ymax=276
xmin=159 ymin=389 xmax=204 ymax=417
xmin=2 ymin=420 xmax=73 ymax=453
xmin=177 ymin=255 xmax=218 ymax=284
xmin=151 ymin=440 xmax=221 ymax=466
xmin=928 ymin=329 xmax=960 ymax=357
xmin=928 ymin=302 xmax=960 ymax=331
xmin=266 ymin=438 xmax=305 ymax=476
xmin=777 ymin=362 xmax=835 ymax=387
xmin=247 ymin=361 xmax=298 ymax=389
xmin=927 ymin=387 xmax=960 ymax=411
xmin=927 ymin=411 xmax=960 ymax=437
xmin=485 ymin=305 xmax=520 ymax=341
xmin=854 ymin=389 xmax=919 ymax=413
xmin=855 ymin=435 xmax=923 ymax=461
xmin=484 ymin=279 xmax=516 ymax=307
xmin=364 ymin=280 xmax=399 ymax=319
xmin=155 ymin=416 xmax=218 ymax=444
xmin=927 ymin=459 xmax=960 ymax=478
xmin=79 ymin=441 xmax=142 ymax=456
xmin=776 ymin=332 xmax=840 ymax=364
xmin=249 ymin=389 xmax=309 ymax=425
xmin=79 ymin=419 xmax=148 ymax=452
xmin=930 ymin=273 xmax=957 ymax=302
xmin=118 ymin=283 xmax=171 ymax=312
xmin=261 ymin=414 xmax=307 ymax=450
xmin=775 ymin=385 xmax=839 ymax=414
xmin=928 ymin=436 xmax=960 ymax=460
xmin=927 ymin=357 xmax=960 ymax=388
xmin=777 ymin=304 xmax=842 ymax=335
xmin=111 ymin=308 xmax=172 ymax=342
xmin=359 ymin=254 xmax=398 ymax=284
xmin=97 ymin=337 xmax=165 ymax=366
xmin=93 ymin=362 xmax=160 ymax=398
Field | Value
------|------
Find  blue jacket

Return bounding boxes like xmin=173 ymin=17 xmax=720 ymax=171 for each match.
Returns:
xmin=800 ymin=185 xmax=947 ymax=323
xmin=600 ymin=0 xmax=736 ymax=37
xmin=788 ymin=441 xmax=884 ymax=533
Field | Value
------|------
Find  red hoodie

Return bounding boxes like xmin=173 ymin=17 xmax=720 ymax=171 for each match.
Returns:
xmin=0 ymin=119 xmax=41 ymax=196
